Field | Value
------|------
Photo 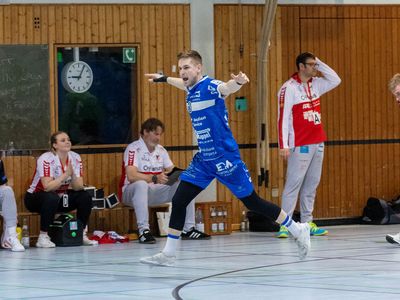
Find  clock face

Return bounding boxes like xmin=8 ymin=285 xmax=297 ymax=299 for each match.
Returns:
xmin=61 ymin=61 xmax=93 ymax=93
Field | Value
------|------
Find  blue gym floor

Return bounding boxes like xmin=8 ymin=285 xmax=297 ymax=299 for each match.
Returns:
xmin=1 ymin=224 xmax=399 ymax=299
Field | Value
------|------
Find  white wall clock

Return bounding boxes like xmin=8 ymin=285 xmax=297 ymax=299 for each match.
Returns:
xmin=61 ymin=61 xmax=93 ymax=93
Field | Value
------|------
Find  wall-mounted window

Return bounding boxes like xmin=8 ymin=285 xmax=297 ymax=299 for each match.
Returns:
xmin=56 ymin=46 xmax=138 ymax=146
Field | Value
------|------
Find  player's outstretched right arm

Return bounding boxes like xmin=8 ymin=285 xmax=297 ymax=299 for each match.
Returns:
xmin=145 ymin=73 xmax=186 ymax=90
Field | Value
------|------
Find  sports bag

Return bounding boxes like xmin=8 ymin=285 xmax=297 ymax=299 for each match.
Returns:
xmin=362 ymin=196 xmax=400 ymax=224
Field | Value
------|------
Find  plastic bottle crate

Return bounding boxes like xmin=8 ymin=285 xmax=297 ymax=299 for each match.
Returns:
xmin=195 ymin=202 xmax=232 ymax=235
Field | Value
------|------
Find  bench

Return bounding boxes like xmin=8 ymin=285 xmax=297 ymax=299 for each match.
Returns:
xmin=1 ymin=204 xmax=169 ymax=241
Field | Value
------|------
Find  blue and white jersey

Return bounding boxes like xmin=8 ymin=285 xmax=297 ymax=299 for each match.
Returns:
xmin=186 ymin=76 xmax=239 ymax=161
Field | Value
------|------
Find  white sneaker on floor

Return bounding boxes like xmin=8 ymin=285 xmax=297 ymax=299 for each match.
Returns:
xmin=83 ymin=234 xmax=98 ymax=246
xmin=140 ymin=252 xmax=176 ymax=267
xmin=36 ymin=234 xmax=56 ymax=248
xmin=1 ymin=230 xmax=25 ymax=252
xmin=295 ymin=222 xmax=311 ymax=260
xmin=386 ymin=233 xmax=400 ymax=245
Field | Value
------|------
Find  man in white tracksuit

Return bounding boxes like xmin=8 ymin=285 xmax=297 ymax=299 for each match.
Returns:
xmin=120 ymin=118 xmax=210 ymax=243
xmin=277 ymin=52 xmax=341 ymax=238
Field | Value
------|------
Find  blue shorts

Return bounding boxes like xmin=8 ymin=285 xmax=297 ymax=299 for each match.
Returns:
xmin=180 ymin=152 xmax=254 ymax=198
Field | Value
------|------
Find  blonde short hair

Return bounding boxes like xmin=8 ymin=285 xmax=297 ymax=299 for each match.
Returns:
xmin=388 ymin=73 xmax=400 ymax=93
xmin=177 ymin=50 xmax=202 ymax=65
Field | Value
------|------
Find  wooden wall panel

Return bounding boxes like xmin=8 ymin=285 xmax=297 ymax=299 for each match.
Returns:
xmin=0 ymin=4 xmax=192 ymax=235
xmin=295 ymin=8 xmax=400 ymax=219
xmin=214 ymin=4 xmax=400 ymax=224
xmin=0 ymin=5 xmax=191 ymax=155
xmin=215 ymin=4 xmax=282 ymax=226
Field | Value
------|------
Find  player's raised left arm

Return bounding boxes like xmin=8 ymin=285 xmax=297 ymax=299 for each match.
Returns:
xmin=218 ymin=71 xmax=249 ymax=98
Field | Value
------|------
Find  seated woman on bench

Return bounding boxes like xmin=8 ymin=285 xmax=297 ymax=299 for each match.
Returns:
xmin=24 ymin=131 xmax=97 ymax=248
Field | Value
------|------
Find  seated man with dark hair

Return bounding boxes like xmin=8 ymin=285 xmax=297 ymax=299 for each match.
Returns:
xmin=120 ymin=118 xmax=210 ymax=243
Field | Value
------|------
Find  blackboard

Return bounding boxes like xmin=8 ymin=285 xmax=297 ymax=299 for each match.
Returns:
xmin=0 ymin=45 xmax=50 ymax=150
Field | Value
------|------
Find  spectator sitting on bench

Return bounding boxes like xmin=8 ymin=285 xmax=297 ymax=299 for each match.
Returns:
xmin=24 ymin=131 xmax=97 ymax=248
xmin=120 ymin=118 xmax=210 ymax=243
xmin=0 ymin=158 xmax=25 ymax=251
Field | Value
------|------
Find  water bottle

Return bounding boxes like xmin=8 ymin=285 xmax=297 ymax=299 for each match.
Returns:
xmin=211 ymin=222 xmax=218 ymax=233
xmin=195 ymin=207 xmax=205 ymax=232
xmin=240 ymin=210 xmax=248 ymax=232
xmin=217 ymin=206 xmax=223 ymax=217
xmin=218 ymin=221 xmax=225 ymax=232
xmin=210 ymin=206 xmax=216 ymax=218
xmin=21 ymin=218 xmax=30 ymax=248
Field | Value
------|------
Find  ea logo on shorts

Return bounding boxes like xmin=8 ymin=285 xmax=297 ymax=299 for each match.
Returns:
xmin=216 ymin=160 xmax=233 ymax=172
xmin=186 ymin=101 xmax=192 ymax=113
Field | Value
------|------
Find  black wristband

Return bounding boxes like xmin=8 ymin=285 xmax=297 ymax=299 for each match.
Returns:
xmin=152 ymin=175 xmax=158 ymax=184
xmin=153 ymin=75 xmax=168 ymax=83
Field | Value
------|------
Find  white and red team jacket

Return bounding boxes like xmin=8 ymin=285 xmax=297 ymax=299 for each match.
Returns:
xmin=278 ymin=58 xmax=341 ymax=149
xmin=27 ymin=151 xmax=83 ymax=196
xmin=119 ymin=137 xmax=173 ymax=196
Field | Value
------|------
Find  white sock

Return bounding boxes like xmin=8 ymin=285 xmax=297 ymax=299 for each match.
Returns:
xmin=281 ymin=215 xmax=301 ymax=238
xmin=7 ymin=226 xmax=17 ymax=236
xmin=39 ymin=232 xmax=49 ymax=238
xmin=162 ymin=231 xmax=181 ymax=257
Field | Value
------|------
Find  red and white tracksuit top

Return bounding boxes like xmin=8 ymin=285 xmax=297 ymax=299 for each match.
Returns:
xmin=119 ymin=138 xmax=173 ymax=196
xmin=27 ymin=151 xmax=83 ymax=196
xmin=278 ymin=58 xmax=341 ymax=149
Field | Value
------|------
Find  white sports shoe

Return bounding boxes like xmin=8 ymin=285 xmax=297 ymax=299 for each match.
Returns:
xmin=295 ymin=222 xmax=311 ymax=260
xmin=36 ymin=234 xmax=56 ymax=248
xmin=140 ymin=252 xmax=176 ymax=267
xmin=386 ymin=232 xmax=400 ymax=245
xmin=1 ymin=229 xmax=25 ymax=252
xmin=83 ymin=234 xmax=98 ymax=246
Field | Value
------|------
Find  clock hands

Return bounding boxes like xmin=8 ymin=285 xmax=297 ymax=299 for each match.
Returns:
xmin=69 ymin=65 xmax=86 ymax=80
xmin=78 ymin=65 xmax=85 ymax=80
